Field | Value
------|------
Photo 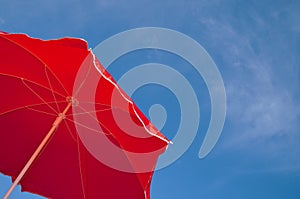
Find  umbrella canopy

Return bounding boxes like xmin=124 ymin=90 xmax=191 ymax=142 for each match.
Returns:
xmin=0 ymin=32 xmax=169 ymax=199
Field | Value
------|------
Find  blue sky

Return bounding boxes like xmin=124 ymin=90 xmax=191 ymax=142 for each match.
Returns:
xmin=0 ymin=0 xmax=300 ymax=198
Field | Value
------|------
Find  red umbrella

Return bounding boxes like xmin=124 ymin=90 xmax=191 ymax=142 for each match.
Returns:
xmin=0 ymin=32 xmax=170 ymax=199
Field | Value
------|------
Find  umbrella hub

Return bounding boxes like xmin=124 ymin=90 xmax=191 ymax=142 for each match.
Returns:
xmin=66 ymin=96 xmax=79 ymax=107
xmin=52 ymin=100 xmax=73 ymax=128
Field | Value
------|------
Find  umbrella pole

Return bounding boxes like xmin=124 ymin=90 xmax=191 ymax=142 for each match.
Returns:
xmin=3 ymin=102 xmax=72 ymax=199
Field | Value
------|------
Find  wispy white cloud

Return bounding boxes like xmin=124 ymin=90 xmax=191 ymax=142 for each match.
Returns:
xmin=198 ymin=11 xmax=300 ymax=171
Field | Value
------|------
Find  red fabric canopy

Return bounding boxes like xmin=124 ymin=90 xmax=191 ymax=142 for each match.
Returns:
xmin=0 ymin=32 xmax=169 ymax=199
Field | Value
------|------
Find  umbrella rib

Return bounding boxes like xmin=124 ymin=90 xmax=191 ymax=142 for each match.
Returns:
xmin=66 ymin=107 xmax=112 ymax=116
xmin=76 ymin=105 xmax=112 ymax=135
xmin=44 ymin=66 xmax=61 ymax=112
xmin=63 ymin=120 xmax=77 ymax=142
xmin=73 ymin=101 xmax=115 ymax=109
xmin=65 ymin=117 xmax=109 ymax=135
xmin=74 ymin=104 xmax=132 ymax=153
xmin=41 ymin=63 xmax=70 ymax=97
xmin=70 ymin=101 xmax=144 ymax=117
xmin=0 ymin=35 xmax=70 ymax=96
xmin=0 ymin=101 xmax=65 ymax=116
xmin=22 ymin=78 xmax=59 ymax=114
xmin=0 ymin=73 xmax=66 ymax=98
xmin=25 ymin=106 xmax=58 ymax=117
xmin=76 ymin=134 xmax=88 ymax=199
xmin=66 ymin=104 xmax=117 ymax=136
xmin=75 ymin=105 xmax=143 ymax=178
xmin=70 ymin=101 xmax=153 ymax=125
xmin=73 ymin=54 xmax=94 ymax=98
xmin=76 ymin=104 xmax=164 ymax=145
xmin=75 ymin=101 xmax=121 ymax=107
